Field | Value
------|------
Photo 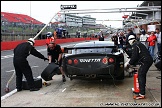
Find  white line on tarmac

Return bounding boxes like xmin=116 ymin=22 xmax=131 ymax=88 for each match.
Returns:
xmin=62 ymin=88 xmax=66 ymax=92
xmin=1 ymin=89 xmax=17 ymax=101
xmin=31 ymin=65 xmax=39 ymax=68
xmin=1 ymin=54 xmax=14 ymax=59
xmin=1 ymin=75 xmax=42 ymax=101
xmin=5 ymin=66 xmax=39 ymax=73
xmin=6 ymin=70 xmax=15 ymax=73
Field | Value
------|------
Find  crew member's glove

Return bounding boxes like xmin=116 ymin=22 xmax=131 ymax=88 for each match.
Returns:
xmin=44 ymin=58 xmax=49 ymax=61
xmin=54 ymin=60 xmax=59 ymax=65
xmin=56 ymin=61 xmax=60 ymax=65
xmin=124 ymin=61 xmax=130 ymax=69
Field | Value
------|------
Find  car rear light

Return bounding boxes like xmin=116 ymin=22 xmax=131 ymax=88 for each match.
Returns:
xmin=102 ymin=57 xmax=108 ymax=64
xmin=73 ymin=59 xmax=78 ymax=65
xmin=108 ymin=58 xmax=114 ymax=63
xmin=68 ymin=59 xmax=72 ymax=65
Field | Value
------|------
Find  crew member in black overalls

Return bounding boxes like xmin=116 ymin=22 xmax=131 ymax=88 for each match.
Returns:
xmin=125 ymin=35 xmax=153 ymax=99
xmin=13 ymin=38 xmax=48 ymax=92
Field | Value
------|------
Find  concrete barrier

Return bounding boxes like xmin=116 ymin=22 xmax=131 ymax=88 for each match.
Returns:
xmin=1 ymin=37 xmax=98 ymax=51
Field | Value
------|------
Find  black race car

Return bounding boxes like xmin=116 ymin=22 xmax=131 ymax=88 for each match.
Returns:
xmin=62 ymin=41 xmax=125 ymax=80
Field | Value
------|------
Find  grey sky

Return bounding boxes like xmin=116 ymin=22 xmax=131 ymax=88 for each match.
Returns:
xmin=1 ymin=1 xmax=144 ymax=28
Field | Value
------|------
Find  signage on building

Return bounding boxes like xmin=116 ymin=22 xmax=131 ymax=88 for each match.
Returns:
xmin=60 ymin=5 xmax=77 ymax=10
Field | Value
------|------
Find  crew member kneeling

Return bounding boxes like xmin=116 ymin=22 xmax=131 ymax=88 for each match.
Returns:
xmin=47 ymin=42 xmax=66 ymax=82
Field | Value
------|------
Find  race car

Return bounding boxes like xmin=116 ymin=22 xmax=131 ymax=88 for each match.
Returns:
xmin=62 ymin=41 xmax=126 ymax=80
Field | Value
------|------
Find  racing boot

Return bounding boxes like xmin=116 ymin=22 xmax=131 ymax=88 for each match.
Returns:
xmin=43 ymin=82 xmax=51 ymax=87
xmin=133 ymin=94 xmax=145 ymax=99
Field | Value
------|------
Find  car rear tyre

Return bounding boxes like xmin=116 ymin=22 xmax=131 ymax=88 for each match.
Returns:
xmin=41 ymin=63 xmax=60 ymax=81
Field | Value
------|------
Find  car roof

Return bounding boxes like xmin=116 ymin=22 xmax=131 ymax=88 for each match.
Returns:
xmin=74 ymin=41 xmax=114 ymax=48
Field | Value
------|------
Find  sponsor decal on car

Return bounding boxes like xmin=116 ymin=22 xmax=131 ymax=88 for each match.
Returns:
xmin=79 ymin=59 xmax=101 ymax=62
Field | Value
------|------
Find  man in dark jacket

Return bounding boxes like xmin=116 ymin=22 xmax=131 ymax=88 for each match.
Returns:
xmin=111 ymin=33 xmax=118 ymax=46
xmin=124 ymin=28 xmax=137 ymax=57
xmin=13 ymin=38 xmax=48 ymax=92
xmin=125 ymin=35 xmax=153 ymax=99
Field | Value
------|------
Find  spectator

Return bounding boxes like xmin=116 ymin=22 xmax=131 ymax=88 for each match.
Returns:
xmin=111 ymin=33 xmax=118 ymax=46
xmin=147 ymin=31 xmax=157 ymax=58
xmin=66 ymin=31 xmax=69 ymax=38
xmin=140 ymin=29 xmax=148 ymax=49
xmin=118 ymin=32 xmax=125 ymax=48
xmin=122 ymin=35 xmax=127 ymax=50
xmin=155 ymin=28 xmax=161 ymax=53
xmin=63 ymin=30 xmax=66 ymax=38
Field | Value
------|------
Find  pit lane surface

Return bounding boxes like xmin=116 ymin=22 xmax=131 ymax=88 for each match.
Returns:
xmin=1 ymin=67 xmax=161 ymax=107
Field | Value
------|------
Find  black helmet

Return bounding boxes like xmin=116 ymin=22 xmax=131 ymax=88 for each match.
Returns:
xmin=141 ymin=29 xmax=146 ymax=35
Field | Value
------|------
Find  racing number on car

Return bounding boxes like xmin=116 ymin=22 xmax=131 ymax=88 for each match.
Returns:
xmin=79 ymin=59 xmax=101 ymax=62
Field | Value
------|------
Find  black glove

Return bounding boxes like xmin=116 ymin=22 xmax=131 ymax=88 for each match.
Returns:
xmin=56 ymin=61 xmax=60 ymax=65
xmin=55 ymin=60 xmax=60 ymax=65
xmin=44 ymin=58 xmax=49 ymax=61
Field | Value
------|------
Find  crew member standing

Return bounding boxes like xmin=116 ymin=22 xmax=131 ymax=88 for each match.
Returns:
xmin=46 ymin=32 xmax=55 ymax=57
xmin=13 ymin=38 xmax=48 ymax=92
xmin=46 ymin=32 xmax=55 ymax=46
xmin=125 ymin=35 xmax=153 ymax=99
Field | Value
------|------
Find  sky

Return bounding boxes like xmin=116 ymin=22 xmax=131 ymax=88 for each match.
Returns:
xmin=1 ymin=1 xmax=144 ymax=28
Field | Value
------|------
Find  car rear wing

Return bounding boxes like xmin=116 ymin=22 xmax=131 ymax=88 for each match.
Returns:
xmin=62 ymin=46 xmax=117 ymax=53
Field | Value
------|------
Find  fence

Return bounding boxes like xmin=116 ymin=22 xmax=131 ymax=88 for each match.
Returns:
xmin=1 ymin=26 xmax=101 ymax=41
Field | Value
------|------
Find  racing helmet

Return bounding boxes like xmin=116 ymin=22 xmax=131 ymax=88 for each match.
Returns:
xmin=128 ymin=35 xmax=136 ymax=45
xmin=28 ymin=38 xmax=35 ymax=46
xmin=46 ymin=32 xmax=53 ymax=37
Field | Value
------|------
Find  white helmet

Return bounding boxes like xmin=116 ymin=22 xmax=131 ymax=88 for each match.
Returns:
xmin=28 ymin=38 xmax=35 ymax=46
xmin=128 ymin=35 xmax=136 ymax=45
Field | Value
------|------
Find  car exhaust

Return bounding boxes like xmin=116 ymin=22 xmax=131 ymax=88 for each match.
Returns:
xmin=91 ymin=74 xmax=96 ymax=78
xmin=85 ymin=74 xmax=90 ymax=78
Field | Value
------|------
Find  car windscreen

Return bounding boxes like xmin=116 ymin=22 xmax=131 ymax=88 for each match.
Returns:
xmin=72 ymin=48 xmax=113 ymax=54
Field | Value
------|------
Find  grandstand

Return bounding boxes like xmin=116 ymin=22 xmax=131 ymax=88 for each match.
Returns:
xmin=1 ymin=12 xmax=49 ymax=41
xmin=1 ymin=12 xmax=44 ymax=25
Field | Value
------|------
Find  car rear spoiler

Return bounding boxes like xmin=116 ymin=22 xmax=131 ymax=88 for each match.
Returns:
xmin=62 ymin=46 xmax=117 ymax=53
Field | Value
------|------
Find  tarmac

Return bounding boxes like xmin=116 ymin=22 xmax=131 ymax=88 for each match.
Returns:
xmin=1 ymin=64 xmax=161 ymax=107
